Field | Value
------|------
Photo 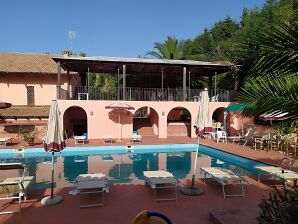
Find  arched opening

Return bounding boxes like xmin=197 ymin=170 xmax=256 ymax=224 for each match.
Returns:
xmin=63 ymin=106 xmax=87 ymax=138
xmin=167 ymin=107 xmax=191 ymax=137
xmin=212 ymin=107 xmax=226 ymax=132
xmin=133 ymin=107 xmax=159 ymax=136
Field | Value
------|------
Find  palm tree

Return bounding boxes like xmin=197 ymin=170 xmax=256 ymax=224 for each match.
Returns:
xmin=239 ymin=19 xmax=298 ymax=118
xmin=146 ymin=36 xmax=184 ymax=59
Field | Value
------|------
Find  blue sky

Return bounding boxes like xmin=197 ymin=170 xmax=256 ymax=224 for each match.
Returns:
xmin=0 ymin=0 xmax=265 ymax=57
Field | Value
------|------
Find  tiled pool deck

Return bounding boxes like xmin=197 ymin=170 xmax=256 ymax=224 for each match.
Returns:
xmin=0 ymin=137 xmax=297 ymax=224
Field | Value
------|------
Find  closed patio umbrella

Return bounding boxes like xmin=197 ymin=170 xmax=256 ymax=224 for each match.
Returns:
xmin=41 ymin=100 xmax=65 ymax=205
xmin=105 ymin=103 xmax=135 ymax=140
xmin=181 ymin=88 xmax=209 ymax=196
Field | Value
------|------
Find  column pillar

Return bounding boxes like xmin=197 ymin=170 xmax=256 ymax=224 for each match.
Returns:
xmin=122 ymin=65 xmax=126 ymax=100
xmin=183 ymin=67 xmax=187 ymax=101
xmin=57 ymin=62 xmax=61 ymax=100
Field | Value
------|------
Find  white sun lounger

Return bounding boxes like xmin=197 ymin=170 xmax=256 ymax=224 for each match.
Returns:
xmin=200 ymin=167 xmax=248 ymax=198
xmin=255 ymin=165 xmax=298 ymax=186
xmin=0 ymin=138 xmax=12 ymax=146
xmin=130 ymin=134 xmax=142 ymax=142
xmin=143 ymin=171 xmax=179 ymax=202
xmin=73 ymin=136 xmax=87 ymax=144
xmin=74 ymin=173 xmax=109 ymax=208
xmin=0 ymin=163 xmax=34 ymax=215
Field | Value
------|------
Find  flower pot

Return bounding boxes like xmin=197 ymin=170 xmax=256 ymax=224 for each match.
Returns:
xmin=27 ymin=138 xmax=35 ymax=146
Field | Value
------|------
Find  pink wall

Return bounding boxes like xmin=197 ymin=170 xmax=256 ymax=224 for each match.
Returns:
xmin=149 ymin=108 xmax=159 ymax=135
xmin=0 ymin=73 xmax=76 ymax=105
xmin=58 ymin=100 xmax=231 ymax=139
xmin=228 ymin=111 xmax=254 ymax=135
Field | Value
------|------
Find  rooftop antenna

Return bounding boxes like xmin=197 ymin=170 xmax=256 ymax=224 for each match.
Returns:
xmin=68 ymin=30 xmax=76 ymax=52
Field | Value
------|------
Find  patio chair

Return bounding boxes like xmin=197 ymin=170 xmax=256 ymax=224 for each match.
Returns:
xmin=228 ymin=127 xmax=256 ymax=147
xmin=0 ymin=137 xmax=12 ymax=147
xmin=130 ymin=134 xmax=142 ymax=143
xmin=216 ymin=131 xmax=227 ymax=143
xmin=0 ymin=163 xmax=34 ymax=214
xmin=74 ymin=173 xmax=109 ymax=208
xmin=143 ymin=171 xmax=180 ymax=202
xmin=253 ymin=133 xmax=271 ymax=151
xmin=255 ymin=165 xmax=298 ymax=186
xmin=200 ymin=167 xmax=248 ymax=198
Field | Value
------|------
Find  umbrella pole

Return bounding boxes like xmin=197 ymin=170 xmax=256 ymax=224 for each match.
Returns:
xmin=180 ymin=135 xmax=204 ymax=196
xmin=191 ymin=136 xmax=199 ymax=187
xmin=51 ymin=151 xmax=55 ymax=199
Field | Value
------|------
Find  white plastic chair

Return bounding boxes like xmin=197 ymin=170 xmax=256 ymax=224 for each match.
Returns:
xmin=216 ymin=131 xmax=227 ymax=143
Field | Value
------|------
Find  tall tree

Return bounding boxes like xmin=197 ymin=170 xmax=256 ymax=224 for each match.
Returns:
xmin=146 ymin=36 xmax=184 ymax=59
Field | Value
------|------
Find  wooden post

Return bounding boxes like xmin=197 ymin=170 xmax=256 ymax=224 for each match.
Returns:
xmin=214 ymin=72 xmax=217 ymax=100
xmin=188 ymin=71 xmax=191 ymax=101
xmin=183 ymin=67 xmax=187 ymax=101
xmin=67 ymin=70 xmax=71 ymax=99
xmin=161 ymin=69 xmax=164 ymax=101
xmin=57 ymin=62 xmax=61 ymax=100
xmin=117 ymin=68 xmax=120 ymax=100
xmin=123 ymin=65 xmax=126 ymax=100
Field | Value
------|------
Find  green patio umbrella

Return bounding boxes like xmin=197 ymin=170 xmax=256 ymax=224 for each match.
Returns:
xmin=226 ymin=104 xmax=247 ymax=112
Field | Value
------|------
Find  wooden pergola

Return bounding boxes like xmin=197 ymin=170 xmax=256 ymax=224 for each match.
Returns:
xmin=52 ymin=55 xmax=232 ymax=100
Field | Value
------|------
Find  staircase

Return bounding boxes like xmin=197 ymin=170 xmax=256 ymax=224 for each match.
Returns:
xmin=133 ymin=118 xmax=155 ymax=136
xmin=167 ymin=123 xmax=190 ymax=137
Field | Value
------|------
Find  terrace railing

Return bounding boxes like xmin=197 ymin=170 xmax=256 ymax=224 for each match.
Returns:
xmin=60 ymin=86 xmax=235 ymax=102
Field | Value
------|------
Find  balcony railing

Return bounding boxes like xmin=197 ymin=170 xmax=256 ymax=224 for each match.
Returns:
xmin=60 ymin=86 xmax=235 ymax=102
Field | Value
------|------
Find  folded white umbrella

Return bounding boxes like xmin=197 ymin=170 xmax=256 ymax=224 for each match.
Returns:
xmin=42 ymin=100 xmax=65 ymax=205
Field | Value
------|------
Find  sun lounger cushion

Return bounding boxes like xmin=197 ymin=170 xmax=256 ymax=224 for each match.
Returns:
xmin=143 ymin=171 xmax=173 ymax=178
xmin=75 ymin=173 xmax=108 ymax=190
xmin=200 ymin=167 xmax=247 ymax=198
xmin=0 ymin=176 xmax=34 ymax=194
xmin=143 ymin=171 xmax=179 ymax=201
xmin=255 ymin=166 xmax=298 ymax=180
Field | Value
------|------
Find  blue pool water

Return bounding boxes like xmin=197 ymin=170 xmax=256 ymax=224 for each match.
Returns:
xmin=0 ymin=144 xmax=265 ymax=189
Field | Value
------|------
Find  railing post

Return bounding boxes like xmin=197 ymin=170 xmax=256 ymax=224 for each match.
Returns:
xmin=122 ymin=65 xmax=126 ymax=101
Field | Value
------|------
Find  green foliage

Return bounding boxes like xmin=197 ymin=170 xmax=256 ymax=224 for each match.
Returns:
xmin=239 ymin=74 xmax=298 ymax=118
xmin=146 ymin=36 xmax=184 ymax=59
xmin=257 ymin=185 xmax=298 ymax=224
xmin=238 ymin=18 xmax=298 ymax=118
xmin=88 ymin=73 xmax=116 ymax=88
xmin=17 ymin=127 xmax=37 ymax=145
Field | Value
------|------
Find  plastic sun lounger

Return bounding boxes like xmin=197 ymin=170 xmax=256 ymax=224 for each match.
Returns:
xmin=0 ymin=163 xmax=34 ymax=215
xmin=73 ymin=136 xmax=87 ymax=145
xmin=255 ymin=166 xmax=298 ymax=186
xmin=200 ymin=167 xmax=248 ymax=198
xmin=130 ymin=134 xmax=142 ymax=143
xmin=143 ymin=171 xmax=179 ymax=202
xmin=0 ymin=138 xmax=12 ymax=146
xmin=74 ymin=173 xmax=109 ymax=208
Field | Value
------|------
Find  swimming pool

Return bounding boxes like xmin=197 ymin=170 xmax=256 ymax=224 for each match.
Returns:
xmin=0 ymin=144 xmax=265 ymax=189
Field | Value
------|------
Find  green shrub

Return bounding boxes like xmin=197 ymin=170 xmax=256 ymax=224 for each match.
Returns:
xmin=258 ymin=185 xmax=298 ymax=224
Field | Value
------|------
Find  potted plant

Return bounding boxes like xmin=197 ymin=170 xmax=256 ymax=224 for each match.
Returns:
xmin=17 ymin=127 xmax=37 ymax=146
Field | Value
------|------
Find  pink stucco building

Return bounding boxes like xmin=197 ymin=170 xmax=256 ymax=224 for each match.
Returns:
xmin=0 ymin=52 xmax=253 ymax=139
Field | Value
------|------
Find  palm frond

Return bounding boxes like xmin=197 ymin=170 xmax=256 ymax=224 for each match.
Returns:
xmin=239 ymin=73 xmax=298 ymax=117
